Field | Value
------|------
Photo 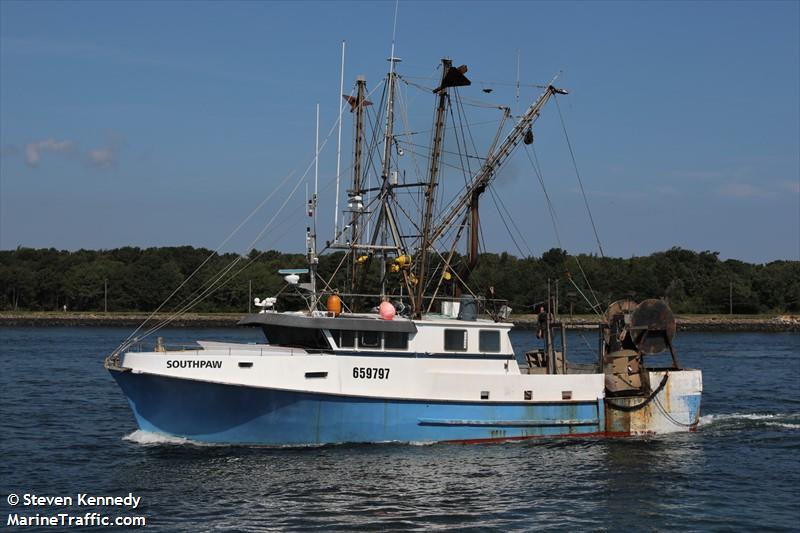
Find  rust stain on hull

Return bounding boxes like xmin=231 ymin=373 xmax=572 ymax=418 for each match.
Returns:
xmin=604 ymin=369 xmax=702 ymax=435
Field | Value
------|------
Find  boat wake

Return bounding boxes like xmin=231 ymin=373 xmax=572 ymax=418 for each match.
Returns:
xmin=122 ymin=430 xmax=436 ymax=449
xmin=123 ymin=430 xmax=210 ymax=447
xmin=699 ymin=412 xmax=800 ymax=430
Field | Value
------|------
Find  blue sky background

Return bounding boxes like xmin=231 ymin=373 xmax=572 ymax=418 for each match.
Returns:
xmin=1 ymin=0 xmax=798 ymax=263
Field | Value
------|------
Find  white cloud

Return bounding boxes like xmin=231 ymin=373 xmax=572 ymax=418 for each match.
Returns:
xmin=87 ymin=147 xmax=115 ymax=168
xmin=24 ymin=138 xmax=73 ymax=166
xmin=87 ymin=132 xmax=124 ymax=169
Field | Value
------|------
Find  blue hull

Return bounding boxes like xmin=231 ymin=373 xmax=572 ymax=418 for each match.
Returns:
xmin=111 ymin=370 xmax=604 ymax=445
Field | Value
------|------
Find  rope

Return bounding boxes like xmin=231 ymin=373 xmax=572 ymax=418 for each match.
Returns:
xmin=606 ymin=373 xmax=669 ymax=412
xmin=606 ymin=372 xmax=698 ymax=427
xmin=652 ymin=391 xmax=700 ymax=428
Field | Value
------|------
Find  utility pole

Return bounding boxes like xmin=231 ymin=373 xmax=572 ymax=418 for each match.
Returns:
xmin=729 ymin=281 xmax=733 ymax=316
xmin=104 ymin=278 xmax=108 ymax=313
xmin=554 ymin=280 xmax=559 ymax=321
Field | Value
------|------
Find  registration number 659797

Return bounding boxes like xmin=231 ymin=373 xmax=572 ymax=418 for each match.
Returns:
xmin=352 ymin=367 xmax=390 ymax=379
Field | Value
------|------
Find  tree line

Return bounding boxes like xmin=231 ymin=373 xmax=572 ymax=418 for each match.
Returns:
xmin=1 ymin=246 xmax=798 ymax=315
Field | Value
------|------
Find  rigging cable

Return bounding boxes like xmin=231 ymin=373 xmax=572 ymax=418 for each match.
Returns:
xmin=487 ymin=183 xmax=534 ymax=257
xmin=113 ymin=169 xmax=297 ymax=355
xmin=395 ymin=80 xmax=425 ymax=189
xmin=455 ymin=88 xmax=480 ymax=180
xmin=116 ymin=107 xmax=345 ymax=351
xmin=400 ymin=74 xmax=552 ymax=90
xmin=449 ymin=91 xmax=472 ymax=187
xmin=525 ymin=145 xmax=562 ymax=245
xmin=554 ymin=95 xmax=605 ymax=258
xmin=534 ymin=141 xmax=603 ymax=313
xmin=129 ymin=161 xmax=311 ymax=348
xmin=523 ymin=143 xmax=603 ymax=316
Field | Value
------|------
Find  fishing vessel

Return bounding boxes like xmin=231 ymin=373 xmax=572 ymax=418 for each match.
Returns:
xmin=105 ymin=49 xmax=702 ymax=445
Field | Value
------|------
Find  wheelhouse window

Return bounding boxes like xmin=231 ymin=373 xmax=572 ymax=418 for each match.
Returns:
xmin=341 ymin=330 xmax=355 ymax=348
xmin=479 ymin=330 xmax=501 ymax=353
xmin=261 ymin=326 xmax=330 ymax=350
xmin=360 ymin=331 xmax=381 ymax=348
xmin=384 ymin=331 xmax=409 ymax=350
xmin=444 ymin=329 xmax=467 ymax=351
xmin=330 ymin=329 xmax=355 ymax=349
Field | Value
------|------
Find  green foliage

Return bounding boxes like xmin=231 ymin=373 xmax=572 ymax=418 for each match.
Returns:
xmin=0 ymin=246 xmax=797 ymax=314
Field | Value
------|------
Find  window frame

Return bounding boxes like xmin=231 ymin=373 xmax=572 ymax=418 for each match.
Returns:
xmin=359 ymin=330 xmax=381 ymax=349
xmin=383 ymin=331 xmax=409 ymax=351
xmin=332 ymin=329 xmax=355 ymax=349
xmin=478 ymin=329 xmax=501 ymax=353
xmin=443 ymin=329 xmax=468 ymax=352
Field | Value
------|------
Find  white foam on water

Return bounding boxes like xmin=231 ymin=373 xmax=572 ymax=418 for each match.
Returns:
xmin=698 ymin=414 xmax=716 ymax=426
xmin=699 ymin=412 xmax=799 ymax=428
xmin=123 ymin=430 xmax=205 ymax=446
xmin=123 ymin=431 xmax=388 ymax=449
xmin=766 ymin=422 xmax=800 ymax=430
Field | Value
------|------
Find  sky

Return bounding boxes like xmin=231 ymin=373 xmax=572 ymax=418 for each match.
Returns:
xmin=1 ymin=0 xmax=798 ymax=263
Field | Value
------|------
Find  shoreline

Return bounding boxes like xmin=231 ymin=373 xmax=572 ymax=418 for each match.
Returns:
xmin=0 ymin=312 xmax=797 ymax=332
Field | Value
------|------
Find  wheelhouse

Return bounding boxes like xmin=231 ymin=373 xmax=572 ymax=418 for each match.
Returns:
xmin=238 ymin=312 xmax=514 ymax=357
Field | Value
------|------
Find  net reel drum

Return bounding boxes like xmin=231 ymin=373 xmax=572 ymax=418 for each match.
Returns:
xmin=603 ymin=298 xmax=679 ymax=395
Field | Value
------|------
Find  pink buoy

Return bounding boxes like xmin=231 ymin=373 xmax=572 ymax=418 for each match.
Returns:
xmin=378 ymin=301 xmax=396 ymax=320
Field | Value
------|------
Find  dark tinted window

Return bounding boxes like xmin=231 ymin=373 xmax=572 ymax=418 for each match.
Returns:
xmin=479 ymin=330 xmax=501 ymax=352
xmin=337 ymin=330 xmax=355 ymax=348
xmin=360 ymin=331 xmax=380 ymax=348
xmin=444 ymin=329 xmax=467 ymax=351
xmin=384 ymin=332 xmax=408 ymax=350
xmin=261 ymin=326 xmax=330 ymax=350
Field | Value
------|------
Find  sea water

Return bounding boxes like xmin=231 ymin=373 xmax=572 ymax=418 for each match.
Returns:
xmin=1 ymin=327 xmax=797 ymax=531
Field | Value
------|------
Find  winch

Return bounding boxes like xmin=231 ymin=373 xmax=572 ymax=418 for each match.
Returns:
xmin=603 ymin=299 xmax=679 ymax=396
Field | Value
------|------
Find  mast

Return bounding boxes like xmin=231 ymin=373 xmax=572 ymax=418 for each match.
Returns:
xmin=359 ymin=54 xmax=415 ymax=305
xmin=348 ymin=76 xmax=367 ymax=292
xmin=334 ymin=40 xmax=346 ymax=241
xmin=454 ymin=183 xmax=483 ymax=299
xmin=307 ymin=104 xmax=320 ymax=310
xmin=468 ymin=187 xmax=481 ymax=269
xmin=314 ymin=103 xmax=319 ymax=227
xmin=378 ymin=55 xmax=400 ymax=298
xmin=414 ymin=58 xmax=459 ymax=317
xmin=428 ymin=83 xmax=567 ymax=247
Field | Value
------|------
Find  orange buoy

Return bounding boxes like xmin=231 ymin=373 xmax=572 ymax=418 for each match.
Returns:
xmin=326 ymin=294 xmax=342 ymax=316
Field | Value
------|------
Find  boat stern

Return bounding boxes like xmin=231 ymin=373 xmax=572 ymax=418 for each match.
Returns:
xmin=604 ymin=369 xmax=702 ymax=435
